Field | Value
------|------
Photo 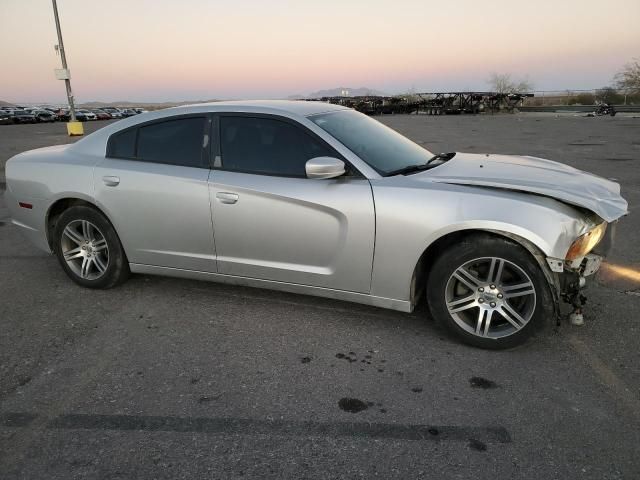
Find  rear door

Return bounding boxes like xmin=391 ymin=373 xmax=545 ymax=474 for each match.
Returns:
xmin=208 ymin=113 xmax=375 ymax=293
xmin=94 ymin=115 xmax=217 ymax=272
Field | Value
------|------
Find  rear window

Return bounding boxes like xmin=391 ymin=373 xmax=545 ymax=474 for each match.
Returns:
xmin=137 ymin=118 xmax=205 ymax=168
xmin=107 ymin=117 xmax=206 ymax=168
xmin=109 ymin=129 xmax=136 ymax=158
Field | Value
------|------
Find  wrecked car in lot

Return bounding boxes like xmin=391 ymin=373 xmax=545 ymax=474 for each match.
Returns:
xmin=4 ymin=101 xmax=628 ymax=349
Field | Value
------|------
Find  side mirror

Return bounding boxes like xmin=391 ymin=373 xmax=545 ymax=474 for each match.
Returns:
xmin=305 ymin=157 xmax=346 ymax=179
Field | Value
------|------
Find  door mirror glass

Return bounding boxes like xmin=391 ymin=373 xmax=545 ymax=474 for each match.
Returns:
xmin=305 ymin=157 xmax=345 ymax=179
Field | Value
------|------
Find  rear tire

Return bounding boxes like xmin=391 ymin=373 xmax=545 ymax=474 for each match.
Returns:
xmin=426 ymin=234 xmax=553 ymax=349
xmin=53 ymin=206 xmax=129 ymax=289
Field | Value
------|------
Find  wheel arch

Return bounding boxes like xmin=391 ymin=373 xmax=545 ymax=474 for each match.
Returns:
xmin=46 ymin=196 xmax=118 ymax=251
xmin=409 ymin=227 xmax=560 ymax=311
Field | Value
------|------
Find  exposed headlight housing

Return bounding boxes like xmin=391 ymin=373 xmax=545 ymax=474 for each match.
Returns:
xmin=566 ymin=222 xmax=607 ymax=261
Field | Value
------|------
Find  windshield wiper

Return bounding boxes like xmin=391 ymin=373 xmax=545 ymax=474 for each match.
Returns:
xmin=386 ymin=152 xmax=456 ymax=176
xmin=385 ymin=163 xmax=431 ymax=176
xmin=427 ymin=152 xmax=456 ymax=164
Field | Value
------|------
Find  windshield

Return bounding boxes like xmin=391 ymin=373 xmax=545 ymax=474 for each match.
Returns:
xmin=310 ymin=110 xmax=433 ymax=175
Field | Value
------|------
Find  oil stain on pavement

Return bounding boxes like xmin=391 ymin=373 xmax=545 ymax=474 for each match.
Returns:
xmin=469 ymin=377 xmax=498 ymax=389
xmin=338 ymin=398 xmax=370 ymax=413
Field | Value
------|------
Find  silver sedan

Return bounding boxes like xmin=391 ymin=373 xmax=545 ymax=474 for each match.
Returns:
xmin=4 ymin=101 xmax=628 ymax=349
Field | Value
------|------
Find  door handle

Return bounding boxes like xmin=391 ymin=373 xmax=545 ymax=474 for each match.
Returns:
xmin=216 ymin=192 xmax=239 ymax=204
xmin=102 ymin=176 xmax=120 ymax=187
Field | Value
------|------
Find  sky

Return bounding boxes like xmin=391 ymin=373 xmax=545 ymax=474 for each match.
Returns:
xmin=1 ymin=0 xmax=639 ymax=103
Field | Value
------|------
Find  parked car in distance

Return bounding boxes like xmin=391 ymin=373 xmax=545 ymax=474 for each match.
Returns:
xmin=3 ymin=101 xmax=628 ymax=349
xmin=120 ymin=108 xmax=138 ymax=117
xmin=12 ymin=110 xmax=37 ymax=124
xmin=57 ymin=109 xmax=89 ymax=122
xmin=34 ymin=110 xmax=56 ymax=123
xmin=91 ymin=109 xmax=112 ymax=120
xmin=134 ymin=108 xmax=148 ymax=114
xmin=75 ymin=111 xmax=89 ymax=122
xmin=55 ymin=109 xmax=70 ymax=121
xmin=0 ymin=110 xmax=12 ymax=125
xmin=102 ymin=107 xmax=123 ymax=118
xmin=77 ymin=109 xmax=97 ymax=121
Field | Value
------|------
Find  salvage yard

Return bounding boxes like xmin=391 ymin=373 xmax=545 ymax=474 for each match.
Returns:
xmin=1 ymin=113 xmax=639 ymax=479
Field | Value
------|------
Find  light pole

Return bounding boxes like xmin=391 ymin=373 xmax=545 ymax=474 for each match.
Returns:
xmin=52 ymin=0 xmax=82 ymax=134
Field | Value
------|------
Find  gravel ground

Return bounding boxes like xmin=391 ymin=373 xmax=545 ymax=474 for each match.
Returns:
xmin=0 ymin=114 xmax=638 ymax=479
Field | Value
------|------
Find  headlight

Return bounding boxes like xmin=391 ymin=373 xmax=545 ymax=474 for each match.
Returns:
xmin=566 ymin=222 xmax=607 ymax=260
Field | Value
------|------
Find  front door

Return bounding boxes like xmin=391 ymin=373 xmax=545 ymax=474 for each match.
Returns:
xmin=208 ymin=114 xmax=375 ymax=293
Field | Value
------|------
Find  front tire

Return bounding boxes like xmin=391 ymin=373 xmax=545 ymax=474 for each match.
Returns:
xmin=53 ymin=206 xmax=129 ymax=289
xmin=426 ymin=234 xmax=553 ymax=349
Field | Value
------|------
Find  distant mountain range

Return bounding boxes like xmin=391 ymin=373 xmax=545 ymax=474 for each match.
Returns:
xmin=78 ymin=99 xmax=219 ymax=109
xmin=0 ymin=99 xmax=220 ymax=109
xmin=1 ymin=87 xmax=388 ymax=109
xmin=291 ymin=87 xmax=388 ymax=99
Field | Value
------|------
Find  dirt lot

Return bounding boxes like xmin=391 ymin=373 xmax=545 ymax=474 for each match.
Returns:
xmin=1 ymin=114 xmax=639 ymax=479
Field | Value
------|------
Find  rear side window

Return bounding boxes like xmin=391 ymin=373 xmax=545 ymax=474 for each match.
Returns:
xmin=109 ymin=129 xmax=136 ymax=158
xmin=137 ymin=118 xmax=205 ymax=168
xmin=220 ymin=116 xmax=332 ymax=177
xmin=107 ymin=116 xmax=206 ymax=168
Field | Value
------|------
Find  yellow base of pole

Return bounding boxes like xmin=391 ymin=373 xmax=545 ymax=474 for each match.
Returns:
xmin=67 ymin=121 xmax=84 ymax=136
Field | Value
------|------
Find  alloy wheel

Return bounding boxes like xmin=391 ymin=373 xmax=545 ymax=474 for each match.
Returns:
xmin=444 ymin=257 xmax=537 ymax=339
xmin=60 ymin=219 xmax=109 ymax=280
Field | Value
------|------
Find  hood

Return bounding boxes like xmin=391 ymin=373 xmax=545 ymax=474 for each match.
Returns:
xmin=419 ymin=153 xmax=628 ymax=222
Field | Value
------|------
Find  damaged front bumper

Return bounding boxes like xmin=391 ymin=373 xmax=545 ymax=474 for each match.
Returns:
xmin=546 ymin=222 xmax=619 ymax=326
xmin=560 ymin=253 xmax=603 ymax=286
xmin=563 ymin=254 xmax=604 ymax=326
xmin=544 ymin=220 xmax=617 ymax=324
xmin=545 ymin=253 xmax=605 ymax=326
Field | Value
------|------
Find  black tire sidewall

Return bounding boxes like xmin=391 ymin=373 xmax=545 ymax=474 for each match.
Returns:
xmin=53 ymin=206 xmax=129 ymax=289
xmin=426 ymin=235 xmax=554 ymax=349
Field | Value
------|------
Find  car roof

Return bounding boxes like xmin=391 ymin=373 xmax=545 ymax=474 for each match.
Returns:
xmin=70 ymin=100 xmax=349 ymax=155
xmin=176 ymin=100 xmax=347 ymax=117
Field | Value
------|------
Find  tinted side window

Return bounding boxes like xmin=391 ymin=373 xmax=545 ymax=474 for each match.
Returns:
xmin=137 ymin=117 xmax=205 ymax=168
xmin=109 ymin=129 xmax=136 ymax=158
xmin=220 ymin=116 xmax=331 ymax=177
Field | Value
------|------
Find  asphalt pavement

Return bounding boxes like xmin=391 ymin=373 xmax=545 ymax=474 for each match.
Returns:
xmin=0 ymin=114 xmax=638 ymax=479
